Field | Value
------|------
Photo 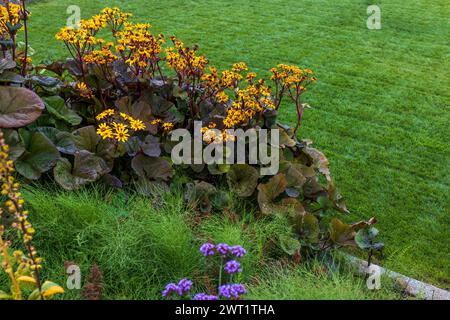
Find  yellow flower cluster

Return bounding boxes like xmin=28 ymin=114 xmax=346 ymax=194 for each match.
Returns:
xmin=223 ymin=80 xmax=274 ymax=128
xmin=55 ymin=8 xmax=127 ymax=61
xmin=270 ymin=64 xmax=317 ymax=89
xmin=116 ymin=22 xmax=164 ymax=70
xmin=55 ymin=24 xmax=101 ymax=47
xmin=150 ymin=119 xmax=175 ymax=133
xmin=83 ymin=43 xmax=117 ymax=65
xmin=201 ymin=126 xmax=236 ymax=144
xmin=166 ymin=36 xmax=208 ymax=79
xmin=96 ymin=109 xmax=146 ymax=142
xmin=75 ymin=81 xmax=93 ymax=99
xmin=0 ymin=3 xmax=21 ymax=37
xmin=101 ymin=7 xmax=131 ymax=31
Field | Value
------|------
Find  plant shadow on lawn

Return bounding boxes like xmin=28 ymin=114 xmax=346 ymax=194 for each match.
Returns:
xmin=15 ymin=181 xmax=401 ymax=300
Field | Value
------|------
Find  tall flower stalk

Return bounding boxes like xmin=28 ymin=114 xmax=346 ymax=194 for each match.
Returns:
xmin=0 ymin=130 xmax=64 ymax=300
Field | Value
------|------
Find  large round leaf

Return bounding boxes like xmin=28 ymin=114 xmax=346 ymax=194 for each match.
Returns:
xmin=53 ymin=151 xmax=110 ymax=190
xmin=43 ymin=96 xmax=82 ymax=126
xmin=257 ymin=173 xmax=288 ymax=215
xmin=72 ymin=126 xmax=100 ymax=152
xmin=227 ymin=164 xmax=259 ymax=197
xmin=0 ymin=86 xmax=45 ymax=128
xmin=15 ymin=131 xmax=60 ymax=180
xmin=131 ymin=154 xmax=173 ymax=181
xmin=36 ymin=127 xmax=78 ymax=154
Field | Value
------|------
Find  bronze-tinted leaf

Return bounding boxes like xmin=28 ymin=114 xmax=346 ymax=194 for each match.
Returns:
xmin=131 ymin=154 xmax=173 ymax=181
xmin=0 ymin=87 xmax=45 ymax=128
xmin=292 ymin=213 xmax=320 ymax=244
xmin=257 ymin=173 xmax=288 ymax=214
xmin=53 ymin=151 xmax=110 ymax=190
xmin=227 ymin=164 xmax=259 ymax=197
xmin=303 ymin=147 xmax=331 ymax=182
xmin=329 ymin=218 xmax=355 ymax=246
xmin=72 ymin=126 xmax=100 ymax=152
xmin=141 ymin=135 xmax=161 ymax=157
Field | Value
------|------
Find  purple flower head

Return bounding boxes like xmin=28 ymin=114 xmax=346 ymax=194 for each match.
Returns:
xmin=230 ymin=245 xmax=247 ymax=258
xmin=177 ymin=278 xmax=193 ymax=295
xmin=224 ymin=260 xmax=242 ymax=274
xmin=200 ymin=242 xmax=215 ymax=257
xmin=216 ymin=243 xmax=230 ymax=255
xmin=193 ymin=293 xmax=219 ymax=300
xmin=219 ymin=284 xmax=247 ymax=299
xmin=162 ymin=283 xmax=179 ymax=298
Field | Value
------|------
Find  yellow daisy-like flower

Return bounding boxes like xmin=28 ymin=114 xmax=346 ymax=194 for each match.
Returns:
xmin=120 ymin=112 xmax=132 ymax=121
xmin=215 ymin=91 xmax=229 ymax=104
xmin=96 ymin=109 xmax=115 ymax=121
xmin=113 ymin=127 xmax=130 ymax=142
xmin=162 ymin=122 xmax=174 ymax=132
xmin=96 ymin=123 xmax=113 ymax=139
xmin=112 ymin=122 xmax=128 ymax=131
xmin=130 ymin=119 xmax=146 ymax=131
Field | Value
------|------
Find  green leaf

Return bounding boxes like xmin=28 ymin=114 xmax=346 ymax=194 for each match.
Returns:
xmin=355 ymin=227 xmax=380 ymax=250
xmin=279 ymin=235 xmax=301 ymax=255
xmin=15 ymin=131 xmax=60 ymax=180
xmin=43 ymin=96 xmax=82 ymax=126
xmin=35 ymin=127 xmax=78 ymax=154
xmin=2 ymin=129 xmax=25 ymax=160
xmin=227 ymin=164 xmax=259 ymax=197
xmin=0 ymin=71 xmax=25 ymax=84
xmin=0 ymin=290 xmax=11 ymax=300
xmin=0 ymin=87 xmax=45 ymax=128
xmin=184 ymin=181 xmax=216 ymax=213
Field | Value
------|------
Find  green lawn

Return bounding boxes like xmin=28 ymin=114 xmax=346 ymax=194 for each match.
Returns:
xmin=26 ymin=0 xmax=449 ymax=287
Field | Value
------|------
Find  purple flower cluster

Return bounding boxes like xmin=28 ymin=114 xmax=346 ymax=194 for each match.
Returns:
xmin=200 ymin=242 xmax=215 ymax=257
xmin=163 ymin=243 xmax=248 ymax=301
xmin=218 ymin=284 xmax=247 ymax=299
xmin=224 ymin=260 xmax=242 ymax=274
xmin=231 ymin=245 xmax=246 ymax=258
xmin=162 ymin=278 xmax=193 ymax=298
xmin=193 ymin=293 xmax=219 ymax=300
xmin=199 ymin=242 xmax=247 ymax=259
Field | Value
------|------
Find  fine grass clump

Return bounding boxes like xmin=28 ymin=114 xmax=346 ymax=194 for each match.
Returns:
xmin=23 ymin=184 xmax=201 ymax=299
xmin=246 ymin=261 xmax=401 ymax=300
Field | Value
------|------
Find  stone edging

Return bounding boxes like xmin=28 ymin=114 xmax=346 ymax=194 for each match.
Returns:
xmin=346 ymin=255 xmax=450 ymax=300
